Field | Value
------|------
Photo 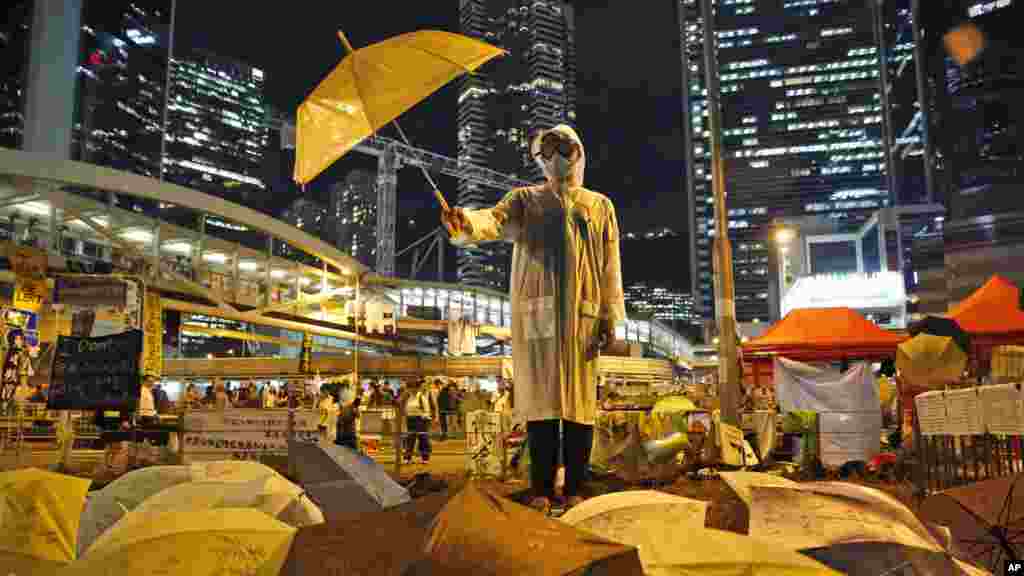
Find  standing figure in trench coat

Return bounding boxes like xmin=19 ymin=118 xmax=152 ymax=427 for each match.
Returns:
xmin=442 ymin=124 xmax=625 ymax=513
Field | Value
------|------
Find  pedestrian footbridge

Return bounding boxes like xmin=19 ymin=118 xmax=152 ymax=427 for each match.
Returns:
xmin=0 ymin=147 xmax=696 ymax=365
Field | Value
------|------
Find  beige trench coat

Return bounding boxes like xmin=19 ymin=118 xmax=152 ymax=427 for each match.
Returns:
xmin=451 ymin=125 xmax=625 ymax=425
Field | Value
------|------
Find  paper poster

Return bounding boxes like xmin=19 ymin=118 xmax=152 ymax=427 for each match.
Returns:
xmin=12 ymin=276 xmax=47 ymax=312
xmin=141 ymin=292 xmax=162 ymax=377
xmin=979 ymin=384 xmax=1024 ymax=435
xmin=181 ymin=409 xmax=318 ymax=462
xmin=945 ymin=388 xmax=984 ymax=436
xmin=818 ymin=411 xmax=882 ymax=467
xmin=915 ymin=391 xmax=948 ymax=436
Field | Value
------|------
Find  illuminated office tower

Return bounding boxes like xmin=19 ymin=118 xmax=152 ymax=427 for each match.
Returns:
xmin=0 ymin=2 xmax=32 ymax=150
xmin=457 ymin=0 xmax=576 ymax=291
xmin=163 ymin=50 xmax=270 ymax=245
xmin=73 ymin=0 xmax=172 ymax=214
xmin=329 ymin=170 xmax=378 ymax=269
xmin=677 ymin=0 xmax=893 ymax=323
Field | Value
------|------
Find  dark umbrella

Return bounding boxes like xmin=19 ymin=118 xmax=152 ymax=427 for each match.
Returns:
xmin=801 ymin=542 xmax=981 ymax=576
xmin=909 ymin=316 xmax=972 ymax=355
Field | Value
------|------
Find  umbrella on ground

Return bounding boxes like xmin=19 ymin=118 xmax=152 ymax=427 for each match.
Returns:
xmin=417 ymin=482 xmax=644 ymax=575
xmin=720 ymin=471 xmax=799 ymax=508
xmin=801 ymin=481 xmax=941 ymax=549
xmin=133 ymin=475 xmax=324 ymax=528
xmin=920 ymin=475 xmax=1024 ymax=572
xmin=65 ymin=508 xmax=296 ymax=576
xmin=191 ymin=460 xmax=284 ymax=482
xmin=0 ymin=468 xmax=91 ymax=576
xmin=282 ymin=488 xmax=454 ymax=576
xmin=801 ymin=541 xmax=985 ymax=576
xmin=77 ymin=465 xmax=195 ymax=556
xmin=559 ymin=490 xmax=708 ymax=541
xmin=294 ymin=29 xmax=506 ymax=201
xmin=289 ymin=443 xmax=411 ymax=515
xmin=897 ymin=333 xmax=970 ymax=389
xmin=909 ymin=316 xmax=971 ymax=356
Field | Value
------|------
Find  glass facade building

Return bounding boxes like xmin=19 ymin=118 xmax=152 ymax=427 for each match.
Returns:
xmin=624 ymin=282 xmax=698 ymax=329
xmin=0 ymin=2 xmax=32 ymax=150
xmin=457 ymin=0 xmax=577 ymax=291
xmin=73 ymin=0 xmax=172 ymax=214
xmin=677 ymin=0 xmax=893 ymax=323
xmin=328 ymin=169 xmax=377 ymax=269
xmin=163 ymin=50 xmax=271 ymax=248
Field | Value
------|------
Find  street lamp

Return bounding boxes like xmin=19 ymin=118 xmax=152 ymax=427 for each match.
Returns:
xmin=774 ymin=228 xmax=795 ymax=246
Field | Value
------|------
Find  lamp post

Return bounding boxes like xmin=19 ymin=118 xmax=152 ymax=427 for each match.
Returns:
xmin=700 ymin=0 xmax=741 ymax=427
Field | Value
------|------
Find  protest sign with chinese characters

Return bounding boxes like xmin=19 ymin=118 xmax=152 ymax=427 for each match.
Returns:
xmin=181 ymin=409 xmax=318 ymax=462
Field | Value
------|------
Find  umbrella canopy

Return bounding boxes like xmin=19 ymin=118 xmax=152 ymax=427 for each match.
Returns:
xmin=134 ymin=476 xmax=324 ymax=528
xmin=909 ymin=316 xmax=972 ymax=355
xmin=897 ymin=334 xmax=969 ymax=389
xmin=191 ymin=460 xmax=284 ymax=482
xmin=720 ymin=471 xmax=799 ymax=508
xmin=801 ymin=541 xmax=979 ymax=576
xmin=65 ymin=508 xmax=296 ymax=576
xmin=559 ymin=490 xmax=708 ymax=545
xmin=283 ymin=488 xmax=454 ymax=575
xmin=748 ymin=485 xmax=942 ymax=552
xmin=295 ymin=30 xmax=505 ymax=184
xmin=420 ymin=482 xmax=644 ymax=575
xmin=0 ymin=468 xmax=91 ymax=576
xmin=77 ymin=465 xmax=196 ymax=556
xmin=920 ymin=475 xmax=1024 ymax=572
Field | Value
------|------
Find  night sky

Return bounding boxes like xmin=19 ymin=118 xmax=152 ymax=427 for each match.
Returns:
xmin=178 ymin=2 xmax=689 ymax=288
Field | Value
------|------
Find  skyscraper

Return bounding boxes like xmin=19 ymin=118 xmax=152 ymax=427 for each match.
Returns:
xmin=457 ymin=0 xmax=577 ymax=291
xmin=162 ymin=50 xmax=270 ymax=243
xmin=328 ymin=170 xmax=377 ymax=269
xmin=278 ymin=195 xmax=327 ymax=264
xmin=73 ymin=0 xmax=173 ymax=210
xmin=678 ymin=0 xmax=893 ymax=323
xmin=0 ymin=2 xmax=32 ymax=150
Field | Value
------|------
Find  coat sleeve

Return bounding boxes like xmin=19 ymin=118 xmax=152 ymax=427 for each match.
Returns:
xmin=600 ymin=198 xmax=626 ymax=326
xmin=450 ymin=188 xmax=525 ymax=245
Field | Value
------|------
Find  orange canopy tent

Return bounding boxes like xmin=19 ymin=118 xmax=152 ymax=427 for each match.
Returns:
xmin=741 ymin=307 xmax=907 ymax=386
xmin=947 ymin=275 xmax=1024 ymax=374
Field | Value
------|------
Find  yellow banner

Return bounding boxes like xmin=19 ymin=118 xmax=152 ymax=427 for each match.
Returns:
xmin=6 ymin=244 xmax=47 ymax=278
xmin=142 ymin=291 xmax=162 ymax=377
xmin=12 ymin=276 xmax=47 ymax=312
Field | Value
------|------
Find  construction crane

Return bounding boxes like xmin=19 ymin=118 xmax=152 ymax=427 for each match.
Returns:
xmin=277 ymin=120 xmax=529 ymax=277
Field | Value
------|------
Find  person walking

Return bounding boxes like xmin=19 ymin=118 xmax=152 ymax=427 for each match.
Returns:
xmin=442 ymin=124 xmax=625 ymax=513
xmin=335 ymin=395 xmax=361 ymax=451
xmin=403 ymin=379 xmax=434 ymax=464
xmin=437 ymin=383 xmax=452 ymax=441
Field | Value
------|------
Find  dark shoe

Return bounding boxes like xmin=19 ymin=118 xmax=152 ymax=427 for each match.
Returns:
xmin=528 ymin=496 xmax=552 ymax=516
xmin=421 ymin=457 xmax=430 ymax=464
xmin=404 ymin=455 xmax=413 ymax=464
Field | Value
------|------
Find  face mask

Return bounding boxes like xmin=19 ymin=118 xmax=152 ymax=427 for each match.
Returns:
xmin=542 ymin=153 xmax=574 ymax=181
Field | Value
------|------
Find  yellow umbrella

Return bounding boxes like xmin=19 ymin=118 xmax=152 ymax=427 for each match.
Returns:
xmin=77 ymin=465 xmax=196 ymax=556
xmin=65 ymin=508 xmax=296 ymax=576
xmin=0 ymin=468 xmax=91 ymax=576
xmin=896 ymin=333 xmax=968 ymax=389
xmin=134 ymin=476 xmax=324 ymax=528
xmin=192 ymin=460 xmax=284 ymax=482
xmin=294 ymin=29 xmax=505 ymax=193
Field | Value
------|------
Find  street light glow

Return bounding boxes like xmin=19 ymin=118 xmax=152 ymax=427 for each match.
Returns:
xmin=775 ymin=228 xmax=795 ymax=244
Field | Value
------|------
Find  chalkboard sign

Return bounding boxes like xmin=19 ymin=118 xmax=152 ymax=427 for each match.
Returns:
xmin=47 ymin=330 xmax=143 ymax=411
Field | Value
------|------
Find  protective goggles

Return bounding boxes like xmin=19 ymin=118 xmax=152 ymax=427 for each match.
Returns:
xmin=534 ymin=132 xmax=578 ymax=160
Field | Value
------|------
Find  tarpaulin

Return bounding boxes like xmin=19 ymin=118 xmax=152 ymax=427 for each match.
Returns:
xmin=774 ymin=358 xmax=881 ymax=467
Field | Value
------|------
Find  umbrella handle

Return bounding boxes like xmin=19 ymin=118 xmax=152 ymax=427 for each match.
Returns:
xmin=337 ymin=29 xmax=452 ymax=213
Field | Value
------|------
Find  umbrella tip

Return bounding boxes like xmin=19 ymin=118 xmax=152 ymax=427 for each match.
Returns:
xmin=337 ymin=30 xmax=355 ymax=54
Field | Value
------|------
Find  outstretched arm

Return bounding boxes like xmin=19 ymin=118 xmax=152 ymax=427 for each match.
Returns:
xmin=443 ymin=189 xmax=525 ymax=245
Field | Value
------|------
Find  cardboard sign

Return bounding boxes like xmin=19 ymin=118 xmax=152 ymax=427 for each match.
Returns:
xmin=54 ymin=276 xmax=129 ymax=308
xmin=142 ymin=292 xmax=162 ymax=377
xmin=12 ymin=276 xmax=47 ymax=312
xmin=47 ymin=329 xmax=143 ymax=411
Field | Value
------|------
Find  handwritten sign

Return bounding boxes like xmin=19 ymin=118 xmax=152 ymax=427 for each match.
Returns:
xmin=47 ymin=330 xmax=143 ymax=411
xmin=6 ymin=244 xmax=47 ymax=278
xmin=181 ymin=409 xmax=318 ymax=462
xmin=465 ymin=410 xmax=512 ymax=477
xmin=142 ymin=292 xmax=162 ymax=377
xmin=12 ymin=276 xmax=47 ymax=312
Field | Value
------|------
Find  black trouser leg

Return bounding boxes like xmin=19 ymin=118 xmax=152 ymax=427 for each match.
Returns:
xmin=404 ymin=417 xmax=416 ymax=458
xmin=440 ymin=413 xmax=449 ymax=439
xmin=563 ymin=420 xmax=594 ymax=498
xmin=527 ymin=419 xmax=559 ymax=499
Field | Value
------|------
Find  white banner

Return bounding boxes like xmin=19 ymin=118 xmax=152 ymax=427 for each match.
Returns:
xmin=181 ymin=409 xmax=318 ymax=462
xmin=774 ymin=358 xmax=881 ymax=467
